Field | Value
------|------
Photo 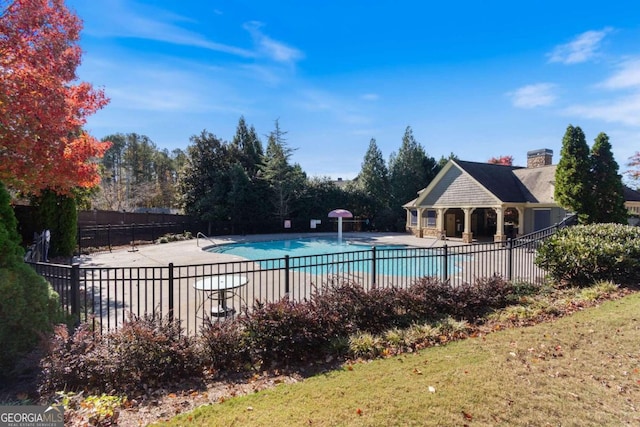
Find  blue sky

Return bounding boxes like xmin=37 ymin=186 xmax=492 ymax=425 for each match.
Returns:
xmin=67 ymin=0 xmax=640 ymax=180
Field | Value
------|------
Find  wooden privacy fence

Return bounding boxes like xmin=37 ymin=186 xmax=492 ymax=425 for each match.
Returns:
xmin=30 ymin=217 xmax=575 ymax=336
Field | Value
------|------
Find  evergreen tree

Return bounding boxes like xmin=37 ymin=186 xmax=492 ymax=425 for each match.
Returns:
xmin=0 ymin=182 xmax=22 ymax=263
xmin=260 ymin=120 xmax=306 ymax=221
xmin=297 ymin=177 xmax=349 ymax=219
xmin=358 ymin=138 xmax=390 ymax=210
xmin=554 ymin=125 xmax=592 ymax=223
xmin=180 ymin=130 xmax=231 ymax=227
xmin=229 ymin=117 xmax=269 ymax=229
xmin=231 ymin=116 xmax=264 ymax=178
xmin=227 ymin=162 xmax=253 ymax=233
xmin=590 ymin=132 xmax=627 ymax=224
xmin=389 ymin=126 xmax=439 ymax=224
xmin=32 ymin=189 xmax=77 ymax=258
xmin=0 ymin=181 xmax=61 ymax=376
xmin=438 ymin=152 xmax=458 ymax=169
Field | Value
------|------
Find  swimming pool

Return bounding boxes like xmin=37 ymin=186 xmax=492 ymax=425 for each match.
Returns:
xmin=208 ymin=237 xmax=396 ymax=258
xmin=207 ymin=237 xmax=464 ymax=278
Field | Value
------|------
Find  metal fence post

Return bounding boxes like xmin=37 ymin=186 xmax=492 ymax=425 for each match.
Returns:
xmin=107 ymin=224 xmax=112 ymax=252
xmin=70 ymin=263 xmax=81 ymax=326
xmin=507 ymin=237 xmax=513 ymax=282
xmin=371 ymin=246 xmax=377 ymax=287
xmin=168 ymin=263 xmax=174 ymax=322
xmin=284 ymin=255 xmax=290 ymax=296
xmin=442 ymin=244 xmax=448 ymax=283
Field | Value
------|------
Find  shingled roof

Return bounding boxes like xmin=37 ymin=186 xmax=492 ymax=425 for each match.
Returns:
xmin=454 ymin=160 xmax=526 ymax=202
xmin=623 ymin=186 xmax=640 ymax=202
xmin=409 ymin=156 xmax=636 ymax=208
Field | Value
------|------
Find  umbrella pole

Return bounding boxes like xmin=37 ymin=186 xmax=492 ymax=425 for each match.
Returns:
xmin=338 ymin=217 xmax=343 ymax=243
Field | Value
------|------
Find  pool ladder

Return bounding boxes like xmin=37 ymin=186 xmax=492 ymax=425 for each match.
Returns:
xmin=196 ymin=232 xmax=218 ymax=248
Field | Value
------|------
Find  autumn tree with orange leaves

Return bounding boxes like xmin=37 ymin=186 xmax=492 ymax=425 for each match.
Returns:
xmin=487 ymin=155 xmax=514 ymax=166
xmin=0 ymin=0 xmax=109 ymax=195
xmin=0 ymin=0 xmax=110 ymax=374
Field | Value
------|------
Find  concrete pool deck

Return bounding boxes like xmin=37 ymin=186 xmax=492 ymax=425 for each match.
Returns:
xmin=77 ymin=232 xmax=465 ymax=268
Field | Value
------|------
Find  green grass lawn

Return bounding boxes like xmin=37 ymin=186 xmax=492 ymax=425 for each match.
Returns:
xmin=159 ymin=293 xmax=640 ymax=426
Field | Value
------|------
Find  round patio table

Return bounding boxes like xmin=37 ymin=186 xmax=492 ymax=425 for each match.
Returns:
xmin=193 ymin=274 xmax=248 ymax=317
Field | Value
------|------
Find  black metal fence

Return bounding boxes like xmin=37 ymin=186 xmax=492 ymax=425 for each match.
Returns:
xmin=30 ymin=217 xmax=575 ymax=336
xmin=77 ymin=223 xmax=196 ymax=254
xmin=76 ymin=218 xmax=371 ymax=254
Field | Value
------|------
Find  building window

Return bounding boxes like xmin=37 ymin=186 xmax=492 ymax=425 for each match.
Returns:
xmin=410 ymin=210 xmax=418 ymax=226
xmin=426 ymin=210 xmax=436 ymax=227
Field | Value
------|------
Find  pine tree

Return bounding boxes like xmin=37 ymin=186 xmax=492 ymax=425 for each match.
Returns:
xmin=231 ymin=116 xmax=263 ymax=178
xmin=389 ymin=126 xmax=439 ymax=217
xmin=180 ymin=130 xmax=230 ymax=224
xmin=554 ymin=125 xmax=592 ymax=223
xmin=260 ymin=120 xmax=306 ymax=221
xmin=358 ymin=138 xmax=390 ymax=210
xmin=590 ymin=132 xmax=627 ymax=224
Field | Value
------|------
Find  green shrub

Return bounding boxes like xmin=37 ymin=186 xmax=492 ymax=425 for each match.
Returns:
xmin=59 ymin=392 xmax=127 ymax=427
xmin=0 ymin=182 xmax=62 ymax=377
xmin=535 ymin=223 xmax=640 ymax=286
xmin=32 ymin=189 xmax=77 ymax=258
xmin=348 ymin=332 xmax=383 ymax=359
xmin=404 ymin=323 xmax=440 ymax=348
xmin=0 ymin=182 xmax=22 ymax=262
xmin=156 ymin=231 xmax=194 ymax=244
xmin=0 ymin=264 xmax=62 ymax=376
xmin=579 ymin=280 xmax=619 ymax=302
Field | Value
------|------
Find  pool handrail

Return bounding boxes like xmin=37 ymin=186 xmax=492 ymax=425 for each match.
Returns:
xmin=196 ymin=232 xmax=218 ymax=248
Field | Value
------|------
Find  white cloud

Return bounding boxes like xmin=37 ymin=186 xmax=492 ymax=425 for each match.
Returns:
xmin=80 ymin=55 xmax=248 ymax=116
xmin=508 ymin=83 xmax=557 ymax=108
xmin=548 ymin=28 xmax=612 ymax=64
xmin=600 ymin=58 xmax=640 ymax=89
xmin=81 ymin=0 xmax=253 ymax=57
xmin=565 ymin=58 xmax=640 ymax=127
xmin=565 ymin=93 xmax=640 ymax=127
xmin=361 ymin=93 xmax=380 ymax=101
xmin=243 ymin=21 xmax=304 ymax=64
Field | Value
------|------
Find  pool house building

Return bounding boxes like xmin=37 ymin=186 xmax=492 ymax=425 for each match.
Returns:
xmin=404 ymin=149 xmax=568 ymax=243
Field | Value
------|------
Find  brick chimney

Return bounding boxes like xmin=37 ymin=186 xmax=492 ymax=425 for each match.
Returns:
xmin=527 ymin=149 xmax=553 ymax=168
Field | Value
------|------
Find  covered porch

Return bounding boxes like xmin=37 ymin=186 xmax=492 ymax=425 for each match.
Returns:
xmin=406 ymin=205 xmax=523 ymax=243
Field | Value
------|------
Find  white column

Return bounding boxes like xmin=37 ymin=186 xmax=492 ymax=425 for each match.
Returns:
xmin=494 ymin=207 xmax=504 ymax=242
xmin=462 ymin=207 xmax=475 ymax=243
xmin=463 ymin=208 xmax=475 ymax=233
xmin=516 ymin=207 xmax=525 ymax=235
xmin=437 ymin=208 xmax=446 ymax=238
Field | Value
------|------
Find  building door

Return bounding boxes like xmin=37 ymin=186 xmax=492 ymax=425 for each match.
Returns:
xmin=533 ymin=209 xmax=551 ymax=231
xmin=446 ymin=213 xmax=456 ymax=237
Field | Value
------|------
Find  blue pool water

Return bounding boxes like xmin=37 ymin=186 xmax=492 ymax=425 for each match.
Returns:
xmin=207 ymin=237 xmax=462 ymax=277
xmin=208 ymin=237 xmax=392 ymax=259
